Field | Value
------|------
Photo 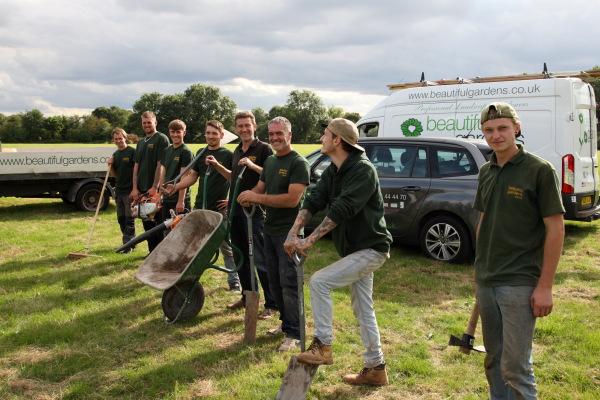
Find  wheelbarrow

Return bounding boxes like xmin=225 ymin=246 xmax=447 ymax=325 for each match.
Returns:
xmin=134 ymin=166 xmax=248 ymax=323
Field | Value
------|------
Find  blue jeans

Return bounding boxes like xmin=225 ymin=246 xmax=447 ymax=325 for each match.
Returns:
xmin=264 ymin=233 xmax=299 ymax=339
xmin=309 ymin=248 xmax=388 ymax=367
xmin=477 ymin=285 xmax=537 ymax=400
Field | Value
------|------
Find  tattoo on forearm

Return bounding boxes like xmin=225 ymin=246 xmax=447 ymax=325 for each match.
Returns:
xmin=286 ymin=210 xmax=313 ymax=242
xmin=306 ymin=217 xmax=337 ymax=245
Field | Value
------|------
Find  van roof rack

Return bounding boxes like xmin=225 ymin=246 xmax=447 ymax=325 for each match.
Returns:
xmin=388 ymin=68 xmax=600 ymax=91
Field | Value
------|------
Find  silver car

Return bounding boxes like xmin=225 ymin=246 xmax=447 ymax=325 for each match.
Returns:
xmin=305 ymin=137 xmax=492 ymax=263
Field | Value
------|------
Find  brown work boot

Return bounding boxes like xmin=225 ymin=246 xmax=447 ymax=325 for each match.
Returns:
xmin=296 ymin=337 xmax=333 ymax=365
xmin=342 ymin=363 xmax=388 ymax=386
xmin=258 ymin=307 xmax=277 ymax=320
xmin=226 ymin=298 xmax=244 ymax=310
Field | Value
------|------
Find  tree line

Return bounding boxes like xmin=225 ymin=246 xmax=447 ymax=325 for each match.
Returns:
xmin=0 ymin=84 xmax=360 ymax=144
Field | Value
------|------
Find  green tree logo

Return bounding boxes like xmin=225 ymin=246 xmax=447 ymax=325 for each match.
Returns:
xmin=401 ymin=118 xmax=423 ymax=137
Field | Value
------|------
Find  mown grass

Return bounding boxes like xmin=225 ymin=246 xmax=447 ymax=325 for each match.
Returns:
xmin=1 ymin=145 xmax=599 ymax=399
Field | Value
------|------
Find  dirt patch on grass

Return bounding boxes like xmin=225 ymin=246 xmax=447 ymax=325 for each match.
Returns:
xmin=212 ymin=331 xmax=241 ymax=350
xmin=184 ymin=378 xmax=216 ymax=398
xmin=555 ymin=286 xmax=598 ymax=301
xmin=0 ymin=245 xmax=26 ymax=261
xmin=9 ymin=377 xmax=62 ymax=400
xmin=7 ymin=346 xmax=53 ymax=364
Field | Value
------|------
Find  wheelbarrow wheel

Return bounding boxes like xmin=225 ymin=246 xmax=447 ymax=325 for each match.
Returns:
xmin=161 ymin=280 xmax=205 ymax=323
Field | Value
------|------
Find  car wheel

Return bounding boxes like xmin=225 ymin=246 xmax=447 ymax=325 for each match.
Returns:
xmin=419 ymin=216 xmax=472 ymax=263
xmin=75 ymin=183 xmax=110 ymax=212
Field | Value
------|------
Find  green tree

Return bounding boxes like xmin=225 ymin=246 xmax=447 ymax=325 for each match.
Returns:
xmin=92 ymin=106 xmax=132 ymax=128
xmin=283 ymin=90 xmax=328 ymax=143
xmin=21 ymin=109 xmax=46 ymax=142
xmin=182 ymin=84 xmax=237 ymax=142
xmin=0 ymin=114 xmax=25 ymax=142
xmin=343 ymin=111 xmax=361 ymax=123
xmin=327 ymin=106 xmax=344 ymax=120
xmin=252 ymin=107 xmax=269 ymax=141
xmin=44 ymin=115 xmax=66 ymax=142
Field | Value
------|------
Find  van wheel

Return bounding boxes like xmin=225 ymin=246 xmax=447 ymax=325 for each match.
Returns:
xmin=75 ymin=184 xmax=109 ymax=212
xmin=419 ymin=216 xmax=472 ymax=263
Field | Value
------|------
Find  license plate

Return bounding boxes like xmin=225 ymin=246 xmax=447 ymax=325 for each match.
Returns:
xmin=581 ymin=196 xmax=592 ymax=207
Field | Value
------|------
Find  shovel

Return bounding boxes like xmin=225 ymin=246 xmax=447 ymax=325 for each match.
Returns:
xmin=242 ymin=204 xmax=260 ymax=345
xmin=276 ymin=253 xmax=318 ymax=400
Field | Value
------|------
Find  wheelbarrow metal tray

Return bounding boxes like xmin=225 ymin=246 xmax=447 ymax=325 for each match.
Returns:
xmin=135 ymin=210 xmax=225 ymax=291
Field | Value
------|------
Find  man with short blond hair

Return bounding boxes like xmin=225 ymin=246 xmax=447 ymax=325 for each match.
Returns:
xmin=475 ymin=102 xmax=564 ymax=399
xmin=157 ymin=119 xmax=193 ymax=221
xmin=130 ymin=111 xmax=170 ymax=253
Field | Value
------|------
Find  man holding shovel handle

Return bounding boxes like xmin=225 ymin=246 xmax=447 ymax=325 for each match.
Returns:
xmin=162 ymin=119 xmax=241 ymax=291
xmin=238 ymin=116 xmax=310 ymax=352
xmin=283 ymin=118 xmax=392 ymax=386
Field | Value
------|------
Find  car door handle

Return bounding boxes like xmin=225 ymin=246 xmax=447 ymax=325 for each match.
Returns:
xmin=400 ymin=186 xmax=421 ymax=191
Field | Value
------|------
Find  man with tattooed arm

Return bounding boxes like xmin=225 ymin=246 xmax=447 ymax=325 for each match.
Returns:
xmin=283 ymin=118 xmax=392 ymax=386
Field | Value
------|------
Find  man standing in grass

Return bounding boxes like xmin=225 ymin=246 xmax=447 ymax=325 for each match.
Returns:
xmin=284 ymin=118 xmax=392 ymax=386
xmin=108 ymin=127 xmax=136 ymax=251
xmin=475 ymin=102 xmax=564 ymax=399
xmin=157 ymin=119 xmax=193 ymax=220
xmin=130 ymin=111 xmax=170 ymax=253
xmin=237 ymin=116 xmax=309 ymax=352
xmin=165 ymin=120 xmax=241 ymax=291
xmin=223 ymin=111 xmax=278 ymax=318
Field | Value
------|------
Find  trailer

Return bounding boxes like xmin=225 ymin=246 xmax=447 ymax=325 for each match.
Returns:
xmin=0 ymin=146 xmax=115 ymax=211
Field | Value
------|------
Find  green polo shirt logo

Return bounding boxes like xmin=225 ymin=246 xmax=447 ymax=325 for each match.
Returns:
xmin=507 ymin=185 xmax=523 ymax=200
xmin=148 ymin=144 xmax=154 ymax=149
xmin=248 ymin=155 xmax=257 ymax=162
xmin=278 ymin=168 xmax=288 ymax=177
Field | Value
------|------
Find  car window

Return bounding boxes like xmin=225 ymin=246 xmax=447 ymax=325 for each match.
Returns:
xmin=366 ymin=145 xmax=428 ymax=178
xmin=311 ymin=156 xmax=331 ymax=180
xmin=432 ymin=147 xmax=478 ymax=177
xmin=358 ymin=122 xmax=379 ymax=137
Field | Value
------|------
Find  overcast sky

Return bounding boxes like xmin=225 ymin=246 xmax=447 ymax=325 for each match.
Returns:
xmin=1 ymin=0 xmax=598 ymax=117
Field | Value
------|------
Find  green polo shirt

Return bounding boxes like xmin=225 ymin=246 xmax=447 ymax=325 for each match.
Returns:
xmin=474 ymin=146 xmax=564 ymax=287
xmin=161 ymin=144 xmax=193 ymax=204
xmin=260 ymin=150 xmax=310 ymax=236
xmin=134 ymin=131 xmax=170 ymax=192
xmin=112 ymin=146 xmax=135 ymax=195
xmin=192 ymin=147 xmax=233 ymax=211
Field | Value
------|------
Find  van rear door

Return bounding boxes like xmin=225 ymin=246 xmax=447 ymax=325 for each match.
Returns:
xmin=572 ymin=81 xmax=599 ymax=214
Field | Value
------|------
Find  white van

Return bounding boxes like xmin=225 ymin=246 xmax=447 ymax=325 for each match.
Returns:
xmin=357 ymin=71 xmax=600 ymax=221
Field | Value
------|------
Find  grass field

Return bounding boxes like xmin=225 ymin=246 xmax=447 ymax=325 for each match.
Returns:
xmin=1 ymin=145 xmax=599 ymax=399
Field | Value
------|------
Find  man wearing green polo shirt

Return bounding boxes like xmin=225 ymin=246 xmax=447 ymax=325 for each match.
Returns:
xmin=284 ymin=118 xmax=392 ymax=386
xmin=158 ymin=119 xmax=193 ymax=220
xmin=237 ymin=116 xmax=309 ymax=352
xmin=165 ymin=119 xmax=240 ymax=291
xmin=130 ymin=111 xmax=170 ymax=253
xmin=475 ymin=102 xmax=565 ymax=400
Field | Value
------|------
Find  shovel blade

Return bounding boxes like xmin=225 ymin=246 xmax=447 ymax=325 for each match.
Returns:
xmin=243 ymin=290 xmax=259 ymax=344
xmin=276 ymin=356 xmax=318 ymax=400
